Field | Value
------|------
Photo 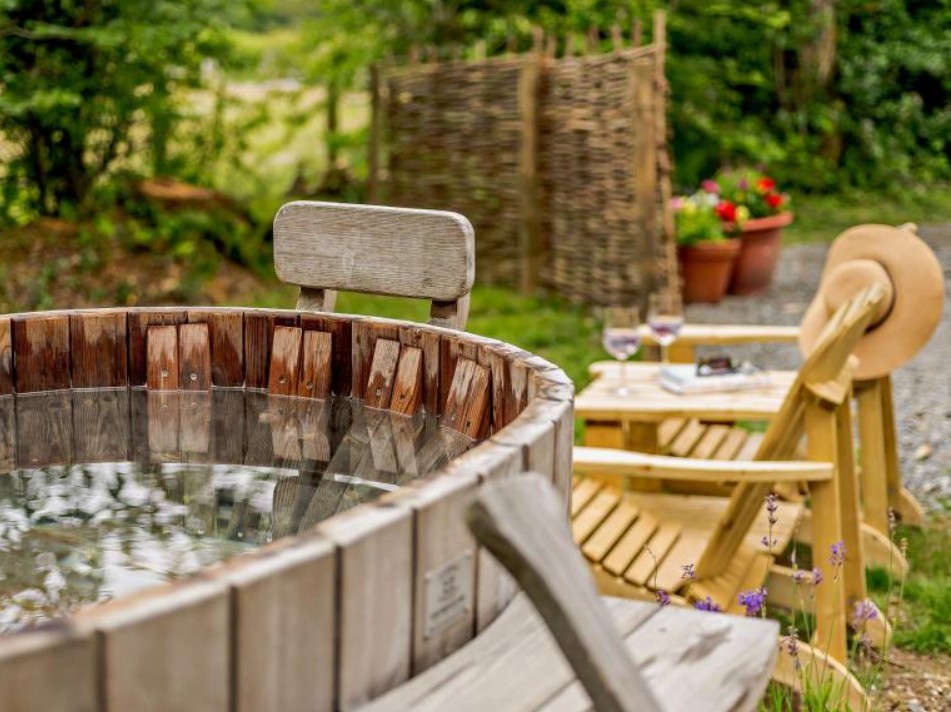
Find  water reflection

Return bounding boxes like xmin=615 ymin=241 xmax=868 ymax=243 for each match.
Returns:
xmin=0 ymin=390 xmax=472 ymax=632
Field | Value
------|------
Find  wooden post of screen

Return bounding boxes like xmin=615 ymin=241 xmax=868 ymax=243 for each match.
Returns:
xmin=368 ymin=64 xmax=381 ymax=204
xmin=518 ymin=37 xmax=543 ymax=295
xmin=652 ymin=10 xmax=681 ymax=309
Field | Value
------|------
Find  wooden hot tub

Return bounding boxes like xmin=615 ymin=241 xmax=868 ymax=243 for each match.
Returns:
xmin=0 ymin=203 xmax=574 ymax=712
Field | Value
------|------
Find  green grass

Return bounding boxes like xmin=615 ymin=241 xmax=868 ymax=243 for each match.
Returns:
xmin=867 ymin=514 xmax=951 ymax=654
xmin=785 ymin=186 xmax=951 ymax=243
xmin=251 ymin=284 xmax=604 ymax=389
xmin=248 ymin=284 xmax=603 ymax=446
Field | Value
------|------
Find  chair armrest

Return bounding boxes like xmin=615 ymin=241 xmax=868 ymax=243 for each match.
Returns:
xmin=573 ymin=446 xmax=832 ymax=483
xmin=633 ymin=324 xmax=801 ymax=349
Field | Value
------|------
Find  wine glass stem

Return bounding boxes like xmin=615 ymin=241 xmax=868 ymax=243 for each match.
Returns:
xmin=621 ymin=358 xmax=626 ymax=387
xmin=661 ymin=343 xmax=668 ymax=364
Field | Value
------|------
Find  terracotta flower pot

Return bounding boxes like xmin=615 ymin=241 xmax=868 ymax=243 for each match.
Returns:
xmin=728 ymin=212 xmax=793 ymax=295
xmin=677 ymin=239 xmax=741 ymax=304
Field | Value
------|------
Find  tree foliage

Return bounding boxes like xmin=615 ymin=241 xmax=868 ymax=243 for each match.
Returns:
xmin=300 ymin=0 xmax=951 ymax=193
xmin=0 ymin=0 xmax=231 ymax=220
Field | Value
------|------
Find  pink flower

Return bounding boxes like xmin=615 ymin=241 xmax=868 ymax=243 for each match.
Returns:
xmin=670 ymin=196 xmax=685 ymax=211
xmin=701 ymin=179 xmax=719 ymax=194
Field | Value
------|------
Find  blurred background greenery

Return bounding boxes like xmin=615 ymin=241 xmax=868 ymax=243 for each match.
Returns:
xmin=2 ymin=0 xmax=951 ymax=327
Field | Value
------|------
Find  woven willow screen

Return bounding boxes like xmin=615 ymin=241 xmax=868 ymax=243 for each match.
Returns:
xmin=373 ymin=30 xmax=677 ymax=307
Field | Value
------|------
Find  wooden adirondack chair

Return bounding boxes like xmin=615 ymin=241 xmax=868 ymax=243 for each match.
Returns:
xmin=573 ymin=284 xmax=888 ymax=708
xmin=639 ymin=223 xmax=941 ymax=540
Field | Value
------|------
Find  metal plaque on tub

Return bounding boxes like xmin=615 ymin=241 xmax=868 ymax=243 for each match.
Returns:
xmin=423 ymin=550 xmax=474 ymax=638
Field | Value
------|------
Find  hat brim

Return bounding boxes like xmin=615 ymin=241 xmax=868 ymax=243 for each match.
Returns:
xmin=799 ymin=224 xmax=944 ymax=380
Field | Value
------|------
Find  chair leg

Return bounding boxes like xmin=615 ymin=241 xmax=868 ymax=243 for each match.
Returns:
xmin=804 ymin=397 xmax=848 ymax=663
xmin=880 ymin=376 xmax=925 ymax=528
xmin=835 ymin=393 xmax=869 ymax=614
xmin=855 ymin=379 xmax=890 ymax=535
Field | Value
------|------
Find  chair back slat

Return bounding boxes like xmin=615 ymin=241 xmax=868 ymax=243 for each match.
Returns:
xmin=467 ymin=474 xmax=663 ymax=712
xmin=273 ymin=201 xmax=475 ymax=329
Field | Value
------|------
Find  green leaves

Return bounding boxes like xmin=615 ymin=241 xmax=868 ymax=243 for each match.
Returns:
xmin=0 ymin=0 xmax=237 ymax=221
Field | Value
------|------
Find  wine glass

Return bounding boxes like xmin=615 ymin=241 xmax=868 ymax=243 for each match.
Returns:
xmin=601 ymin=307 xmax=642 ymax=396
xmin=647 ymin=292 xmax=685 ymax=363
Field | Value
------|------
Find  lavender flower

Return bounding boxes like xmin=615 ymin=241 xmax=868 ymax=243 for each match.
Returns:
xmin=811 ymin=566 xmax=824 ymax=586
xmin=737 ymin=587 xmax=767 ymax=617
xmin=784 ymin=626 xmax=799 ymax=655
xmin=760 ymin=535 xmax=777 ymax=548
xmin=829 ymin=540 xmax=846 ymax=568
xmin=793 ymin=568 xmax=806 ymax=585
xmin=784 ymin=625 xmax=801 ymax=670
xmin=765 ymin=492 xmax=779 ymax=525
xmin=852 ymin=599 xmax=878 ymax=625
xmin=681 ymin=563 xmax=696 ymax=581
xmin=694 ymin=596 xmax=722 ymax=613
xmin=655 ymin=589 xmax=671 ymax=607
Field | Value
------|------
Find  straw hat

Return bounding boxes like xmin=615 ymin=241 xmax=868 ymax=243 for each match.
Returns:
xmin=799 ymin=224 xmax=944 ymax=380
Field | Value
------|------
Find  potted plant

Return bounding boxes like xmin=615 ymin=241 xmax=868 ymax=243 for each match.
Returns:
xmin=674 ymin=191 xmax=741 ymax=304
xmin=714 ymin=168 xmax=793 ymax=295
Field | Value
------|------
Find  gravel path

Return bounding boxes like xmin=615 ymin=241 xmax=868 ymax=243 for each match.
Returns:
xmin=683 ymin=226 xmax=951 ymax=509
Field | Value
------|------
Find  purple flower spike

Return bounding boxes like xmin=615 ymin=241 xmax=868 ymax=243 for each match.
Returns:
xmin=811 ymin=566 xmax=823 ymax=586
xmin=829 ymin=540 xmax=846 ymax=567
xmin=681 ymin=563 xmax=696 ymax=581
xmin=852 ymin=599 xmax=878 ymax=625
xmin=793 ymin=568 xmax=806 ymax=585
xmin=784 ymin=625 xmax=800 ymax=656
xmin=765 ymin=493 xmax=779 ymax=525
xmin=737 ymin=587 xmax=767 ymax=617
xmin=655 ymin=589 xmax=671 ymax=607
xmin=694 ymin=596 xmax=722 ymax=613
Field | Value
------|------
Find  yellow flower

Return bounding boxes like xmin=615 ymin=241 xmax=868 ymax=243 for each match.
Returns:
xmin=736 ymin=205 xmax=750 ymax=223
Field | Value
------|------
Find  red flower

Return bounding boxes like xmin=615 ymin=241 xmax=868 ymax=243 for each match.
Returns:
xmin=715 ymin=200 xmax=737 ymax=222
xmin=757 ymin=177 xmax=775 ymax=192
xmin=765 ymin=193 xmax=783 ymax=209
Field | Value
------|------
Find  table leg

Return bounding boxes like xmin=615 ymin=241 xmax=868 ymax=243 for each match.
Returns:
xmin=582 ymin=420 xmax=625 ymax=490
xmin=623 ymin=422 xmax=662 ymax=492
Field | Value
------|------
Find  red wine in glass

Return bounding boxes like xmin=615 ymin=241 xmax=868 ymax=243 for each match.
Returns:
xmin=602 ymin=329 xmax=642 ymax=360
xmin=647 ymin=316 xmax=684 ymax=347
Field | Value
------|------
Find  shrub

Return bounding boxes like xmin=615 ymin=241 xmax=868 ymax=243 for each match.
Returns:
xmin=0 ymin=0 xmax=232 ymax=222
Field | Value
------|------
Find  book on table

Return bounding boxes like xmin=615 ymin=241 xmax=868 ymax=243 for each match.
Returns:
xmin=657 ymin=364 xmax=771 ymax=395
